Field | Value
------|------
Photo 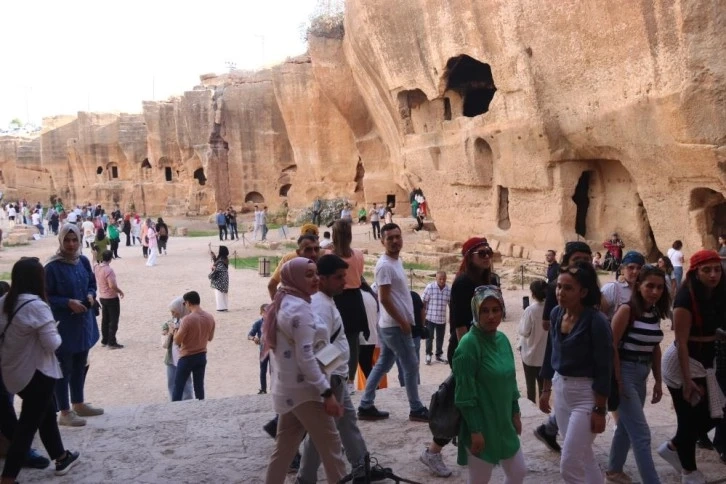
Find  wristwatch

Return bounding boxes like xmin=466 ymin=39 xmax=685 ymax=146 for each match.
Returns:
xmin=592 ymin=405 xmax=607 ymax=416
xmin=321 ymin=388 xmax=333 ymax=399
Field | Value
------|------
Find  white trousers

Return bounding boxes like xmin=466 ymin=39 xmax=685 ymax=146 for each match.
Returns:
xmin=467 ymin=449 xmax=526 ymax=484
xmin=146 ymin=249 xmax=158 ymax=266
xmin=553 ymin=374 xmax=604 ymax=483
xmin=214 ymin=289 xmax=228 ymax=311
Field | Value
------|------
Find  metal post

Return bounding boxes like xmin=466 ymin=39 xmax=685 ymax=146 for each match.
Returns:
xmin=521 ymin=265 xmax=524 ymax=290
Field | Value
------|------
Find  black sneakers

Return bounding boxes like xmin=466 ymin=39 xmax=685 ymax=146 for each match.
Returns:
xmin=534 ymin=424 xmax=561 ymax=452
xmin=25 ymin=448 xmax=50 ymax=469
xmin=55 ymin=450 xmax=80 ymax=476
xmin=357 ymin=405 xmax=390 ymax=421
xmin=409 ymin=407 xmax=430 ymax=422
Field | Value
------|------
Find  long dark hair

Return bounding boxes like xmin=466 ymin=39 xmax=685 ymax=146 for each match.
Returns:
xmin=95 ymin=228 xmax=105 ymax=241
xmin=332 ymin=219 xmax=353 ymax=258
xmin=463 ymin=249 xmax=495 ymax=287
xmin=558 ymin=260 xmax=601 ymax=307
xmin=3 ymin=258 xmax=47 ymax=315
xmin=630 ymin=266 xmax=670 ymax=320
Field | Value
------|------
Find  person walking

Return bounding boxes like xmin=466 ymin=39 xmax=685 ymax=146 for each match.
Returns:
xmin=262 ymin=257 xmax=346 ymax=484
xmin=215 ymin=210 xmax=227 ymax=241
xmin=605 ymin=265 xmax=668 ymax=484
xmin=369 ymin=203 xmax=380 ymax=240
xmin=156 ymin=218 xmax=169 ymax=255
xmin=453 ymin=285 xmax=526 ymax=484
xmin=145 ymin=219 xmax=158 ymax=267
xmin=540 ymin=261 xmax=613 ymax=483
xmin=356 ymin=223 xmax=429 ymax=423
xmin=667 ymin=240 xmax=685 ymax=292
xmin=260 ymin=206 xmax=269 ymax=241
xmin=140 ymin=219 xmax=149 ymax=258
xmin=45 ymin=224 xmax=103 ymax=427
xmin=517 ymin=279 xmax=548 ymax=404
xmin=94 ymin=250 xmax=125 ymax=349
xmin=90 ymin=228 xmax=109 ymax=264
xmin=122 ymin=215 xmax=131 ymax=247
xmin=0 ymin=258 xmax=81 ymax=482
xmin=131 ymin=216 xmax=141 ymax=246
xmin=422 ymin=271 xmax=450 ymax=365
xmin=247 ymin=304 xmax=269 ymax=394
xmin=108 ymin=220 xmax=121 ymax=259
xmin=172 ymin=291 xmax=215 ymax=401
xmin=658 ymin=250 xmax=726 ymax=483
xmin=208 ymin=244 xmax=229 ymax=312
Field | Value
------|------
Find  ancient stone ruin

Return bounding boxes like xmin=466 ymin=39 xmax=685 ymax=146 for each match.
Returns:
xmin=1 ymin=0 xmax=724 ymax=259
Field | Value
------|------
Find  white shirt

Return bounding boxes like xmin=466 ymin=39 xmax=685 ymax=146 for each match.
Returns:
xmin=82 ymin=220 xmax=95 ymax=237
xmin=7 ymin=206 xmax=16 ymax=217
xmin=319 ymin=237 xmax=332 ymax=249
xmin=0 ymin=295 xmax=62 ymax=393
xmin=517 ymin=300 xmax=547 ymax=366
xmin=270 ymin=296 xmax=330 ymax=414
xmin=375 ymin=254 xmax=414 ymax=329
xmin=359 ymin=290 xmax=379 ymax=346
xmin=67 ymin=212 xmax=78 ymax=223
xmin=667 ymin=248 xmax=684 ymax=268
xmin=601 ymin=281 xmax=632 ymax=321
xmin=369 ymin=209 xmax=380 ymax=222
xmin=312 ymin=292 xmax=349 ymax=378
xmin=31 ymin=213 xmax=40 ymax=225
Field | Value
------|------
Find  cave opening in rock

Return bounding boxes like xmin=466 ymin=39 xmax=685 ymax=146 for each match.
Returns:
xmin=164 ymin=167 xmax=173 ymax=182
xmin=141 ymin=159 xmax=151 ymax=169
xmin=354 ymin=160 xmax=365 ymax=193
xmin=572 ymin=171 xmax=592 ymax=237
xmin=444 ymin=55 xmax=496 ymax=117
xmin=386 ymin=194 xmax=396 ymax=208
xmin=497 ymin=186 xmax=511 ymax=230
xmin=689 ymin=187 xmax=726 ymax=248
xmin=245 ymin=191 xmax=265 ymax=204
xmin=473 ymin=138 xmax=494 ymax=186
xmin=279 ymin=184 xmax=291 ymax=197
xmin=193 ymin=168 xmax=206 ymax=186
xmin=96 ymin=166 xmax=103 ymax=175
xmin=111 ymin=166 xmax=119 ymax=179
xmin=443 ymin=98 xmax=452 ymax=121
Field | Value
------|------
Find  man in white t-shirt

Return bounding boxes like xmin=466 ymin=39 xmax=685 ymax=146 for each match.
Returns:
xmin=81 ymin=217 xmax=95 ymax=250
xmin=298 ymin=254 xmax=370 ymax=481
xmin=357 ymin=223 xmax=429 ymax=422
xmin=30 ymin=210 xmax=44 ymax=235
xmin=667 ymin=240 xmax=684 ymax=291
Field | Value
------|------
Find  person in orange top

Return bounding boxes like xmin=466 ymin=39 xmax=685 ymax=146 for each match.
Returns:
xmin=172 ymin=291 xmax=215 ymax=401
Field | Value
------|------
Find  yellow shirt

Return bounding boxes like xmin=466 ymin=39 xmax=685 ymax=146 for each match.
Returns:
xmin=270 ymin=252 xmax=298 ymax=287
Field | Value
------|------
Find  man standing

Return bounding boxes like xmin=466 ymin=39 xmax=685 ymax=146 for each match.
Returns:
xmin=260 ymin=206 xmax=269 ymax=241
xmin=226 ymin=207 xmax=239 ymax=240
xmin=267 ymin=235 xmax=321 ymax=299
xmin=357 ymin=223 xmax=429 ymax=422
xmin=297 ymin=254 xmax=372 ymax=482
xmin=422 ymin=271 xmax=450 ymax=365
xmin=94 ymin=250 xmax=125 ymax=349
xmin=172 ymin=291 xmax=215 ymax=401
xmin=215 ymin=209 xmax=227 ymax=241
xmin=311 ymin=198 xmax=322 ymax=226
xmin=545 ymin=249 xmax=559 ymax=283
xmin=253 ymin=205 xmax=261 ymax=240
xmin=370 ymin=203 xmax=380 ymax=240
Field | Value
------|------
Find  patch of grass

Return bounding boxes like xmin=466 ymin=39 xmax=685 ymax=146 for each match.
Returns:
xmin=230 ymin=256 xmax=280 ymax=272
xmin=187 ymin=230 xmax=219 ymax=237
xmin=0 ymin=272 xmax=10 ymax=281
xmin=403 ymin=261 xmax=436 ymax=271
xmin=281 ymin=241 xmax=298 ymax=250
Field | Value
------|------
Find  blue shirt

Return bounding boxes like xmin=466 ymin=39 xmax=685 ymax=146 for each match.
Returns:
xmin=215 ymin=213 xmax=226 ymax=225
xmin=45 ymin=256 xmax=100 ymax=354
xmin=541 ymin=306 xmax=613 ymax=397
xmin=248 ymin=318 xmax=262 ymax=339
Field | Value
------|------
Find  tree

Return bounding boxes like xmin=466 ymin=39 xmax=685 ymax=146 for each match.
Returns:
xmin=8 ymin=118 xmax=22 ymax=129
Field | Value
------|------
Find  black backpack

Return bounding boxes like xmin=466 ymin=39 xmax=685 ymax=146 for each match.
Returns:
xmin=428 ymin=373 xmax=460 ymax=440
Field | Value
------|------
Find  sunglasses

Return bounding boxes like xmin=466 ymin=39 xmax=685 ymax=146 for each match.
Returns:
xmin=475 ymin=284 xmax=501 ymax=293
xmin=470 ymin=247 xmax=493 ymax=258
xmin=559 ymin=265 xmax=586 ymax=275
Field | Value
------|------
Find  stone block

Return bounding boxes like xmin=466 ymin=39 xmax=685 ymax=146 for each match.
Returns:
xmin=498 ymin=242 xmax=513 ymax=257
xmin=512 ymin=245 xmax=524 ymax=258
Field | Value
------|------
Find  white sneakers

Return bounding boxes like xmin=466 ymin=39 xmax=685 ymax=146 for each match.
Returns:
xmin=681 ymin=470 xmax=706 ymax=484
xmin=657 ymin=441 xmax=683 ymax=473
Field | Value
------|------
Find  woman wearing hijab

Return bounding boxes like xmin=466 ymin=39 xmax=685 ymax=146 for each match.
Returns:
xmin=161 ymin=297 xmax=193 ymax=401
xmin=540 ymin=261 xmax=613 ymax=483
xmin=45 ymin=224 xmax=103 ymax=427
xmin=0 ymin=258 xmax=81 ymax=482
xmin=122 ymin=214 xmax=132 ymax=246
xmin=421 ymin=237 xmax=500 ymax=478
xmin=262 ymin=257 xmax=346 ymax=484
xmin=208 ymin=244 xmax=229 ymax=312
xmin=658 ymin=250 xmax=726 ymax=483
xmin=453 ymin=286 xmax=525 ymax=483
xmin=156 ymin=217 xmax=169 ymax=255
xmin=145 ymin=219 xmax=158 ymax=267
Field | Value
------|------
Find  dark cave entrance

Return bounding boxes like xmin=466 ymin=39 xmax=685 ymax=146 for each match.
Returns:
xmin=572 ymin=171 xmax=592 ymax=237
xmin=193 ymin=168 xmax=206 ymax=186
xmin=444 ymin=55 xmax=497 ymax=117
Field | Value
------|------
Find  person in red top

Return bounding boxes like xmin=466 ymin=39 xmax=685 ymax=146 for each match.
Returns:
xmin=603 ymin=233 xmax=625 ymax=273
xmin=93 ymin=251 xmax=125 ymax=349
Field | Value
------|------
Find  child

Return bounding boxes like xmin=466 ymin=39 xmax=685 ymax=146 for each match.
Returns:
xmin=248 ymin=304 xmax=269 ymax=394
xmin=517 ymin=280 xmax=548 ymax=404
xmin=593 ymin=251 xmax=603 ymax=269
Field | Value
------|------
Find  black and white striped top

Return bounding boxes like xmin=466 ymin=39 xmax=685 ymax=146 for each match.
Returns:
xmin=619 ymin=308 xmax=664 ymax=358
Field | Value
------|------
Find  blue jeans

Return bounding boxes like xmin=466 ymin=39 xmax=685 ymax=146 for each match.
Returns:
xmin=165 ymin=364 xmax=193 ymax=401
xmin=360 ymin=327 xmax=424 ymax=412
xmin=172 ymin=352 xmax=207 ymax=401
xmin=673 ymin=266 xmax=683 ymax=292
xmin=607 ymin=360 xmax=660 ymax=483
xmin=54 ymin=350 xmax=89 ymax=411
xmin=396 ymin=336 xmax=420 ymax=387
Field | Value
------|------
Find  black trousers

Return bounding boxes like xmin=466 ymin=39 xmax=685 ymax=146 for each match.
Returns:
xmin=668 ymin=378 xmax=718 ymax=471
xmin=110 ymin=238 xmax=120 ymax=258
xmin=124 ymin=231 xmax=131 ymax=246
xmin=425 ymin=321 xmax=446 ymax=356
xmin=100 ymin=297 xmax=121 ymax=345
xmin=522 ymin=362 xmax=543 ymax=404
xmin=2 ymin=371 xmax=64 ymax=479
xmin=359 ymin=345 xmax=375 ymax=379
xmin=371 ymin=221 xmax=380 ymax=239
xmin=218 ymin=225 xmax=227 ymax=240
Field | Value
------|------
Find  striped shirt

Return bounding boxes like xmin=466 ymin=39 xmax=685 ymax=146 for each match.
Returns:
xmin=619 ymin=308 xmax=664 ymax=358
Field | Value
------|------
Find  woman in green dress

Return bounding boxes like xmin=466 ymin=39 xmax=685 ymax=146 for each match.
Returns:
xmin=453 ymin=285 xmax=525 ymax=483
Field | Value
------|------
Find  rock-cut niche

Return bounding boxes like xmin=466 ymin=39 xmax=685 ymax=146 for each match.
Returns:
xmin=689 ymin=187 xmax=726 ymax=248
xmin=444 ymin=55 xmax=496 ymax=117
xmin=193 ymin=168 xmax=206 ymax=186
xmin=245 ymin=191 xmax=265 ymax=204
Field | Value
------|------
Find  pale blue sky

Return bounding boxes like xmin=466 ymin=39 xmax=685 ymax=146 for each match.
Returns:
xmin=1 ymin=0 xmax=321 ymax=124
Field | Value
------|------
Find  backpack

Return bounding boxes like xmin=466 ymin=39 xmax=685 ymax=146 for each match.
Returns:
xmin=428 ymin=373 xmax=460 ymax=440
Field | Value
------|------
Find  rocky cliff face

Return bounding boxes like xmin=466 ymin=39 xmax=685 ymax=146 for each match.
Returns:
xmin=1 ymin=0 xmax=724 ymax=257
